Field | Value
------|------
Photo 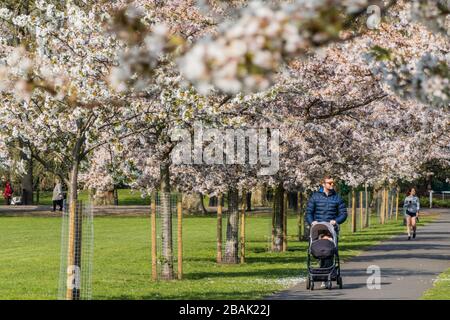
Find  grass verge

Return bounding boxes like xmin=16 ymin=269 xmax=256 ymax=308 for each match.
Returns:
xmin=0 ymin=212 xmax=436 ymax=299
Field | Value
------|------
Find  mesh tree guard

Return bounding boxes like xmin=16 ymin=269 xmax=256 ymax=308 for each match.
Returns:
xmin=347 ymin=187 xmax=373 ymax=232
xmin=151 ymin=192 xmax=182 ymax=280
xmin=365 ymin=186 xmax=371 ymax=228
xmin=372 ymin=187 xmax=400 ymax=225
xmin=58 ymin=200 xmax=93 ymax=300
xmin=216 ymin=190 xmax=247 ymax=264
xmin=271 ymin=185 xmax=285 ymax=252
xmin=222 ymin=188 xmax=240 ymax=264
xmin=216 ymin=194 xmax=223 ymax=263
xmin=375 ymin=189 xmax=382 ymax=224
xmin=355 ymin=189 xmax=371 ymax=230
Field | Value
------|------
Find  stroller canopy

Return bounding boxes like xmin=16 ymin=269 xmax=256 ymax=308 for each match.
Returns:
xmin=310 ymin=222 xmax=337 ymax=245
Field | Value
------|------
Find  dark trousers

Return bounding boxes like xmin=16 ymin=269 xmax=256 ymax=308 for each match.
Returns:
xmin=5 ymin=197 xmax=11 ymax=205
xmin=53 ymin=200 xmax=63 ymax=211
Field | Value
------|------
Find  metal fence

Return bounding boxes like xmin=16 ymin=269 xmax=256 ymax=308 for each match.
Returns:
xmin=429 ymin=191 xmax=450 ymax=208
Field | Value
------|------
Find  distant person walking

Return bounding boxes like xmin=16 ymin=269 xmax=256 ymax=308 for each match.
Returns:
xmin=3 ymin=179 xmax=13 ymax=205
xmin=52 ymin=179 xmax=64 ymax=212
xmin=403 ymin=187 xmax=420 ymax=240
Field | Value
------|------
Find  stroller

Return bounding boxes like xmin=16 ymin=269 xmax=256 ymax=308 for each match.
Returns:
xmin=306 ymin=222 xmax=343 ymax=290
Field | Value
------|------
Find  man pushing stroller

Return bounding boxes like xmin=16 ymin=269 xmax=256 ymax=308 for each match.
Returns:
xmin=306 ymin=175 xmax=348 ymax=289
xmin=306 ymin=175 xmax=348 ymax=238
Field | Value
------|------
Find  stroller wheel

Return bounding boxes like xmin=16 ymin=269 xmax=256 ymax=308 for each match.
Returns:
xmin=306 ymin=278 xmax=310 ymax=290
xmin=310 ymin=280 xmax=314 ymax=291
xmin=337 ymin=276 xmax=343 ymax=289
xmin=326 ymin=280 xmax=332 ymax=290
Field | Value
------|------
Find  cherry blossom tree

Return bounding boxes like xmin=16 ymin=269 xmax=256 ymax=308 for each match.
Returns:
xmin=365 ymin=1 xmax=449 ymax=107
xmin=178 ymin=0 xmax=448 ymax=106
xmin=78 ymin=0 xmax=448 ymax=261
xmin=0 ymin=139 xmax=11 ymax=171
xmin=0 ymin=0 xmax=448 ymax=276
xmin=0 ymin=1 xmax=133 ymax=211
xmin=91 ymin=0 xmax=243 ymax=274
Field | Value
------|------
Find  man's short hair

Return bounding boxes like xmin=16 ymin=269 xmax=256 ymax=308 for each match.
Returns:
xmin=321 ymin=175 xmax=333 ymax=183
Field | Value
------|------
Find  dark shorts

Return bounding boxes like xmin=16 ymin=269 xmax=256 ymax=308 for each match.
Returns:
xmin=405 ymin=211 xmax=417 ymax=218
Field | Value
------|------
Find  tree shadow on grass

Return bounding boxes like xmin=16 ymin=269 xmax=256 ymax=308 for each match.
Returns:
xmin=341 ymin=231 xmax=403 ymax=237
xmin=243 ymin=256 xmax=307 ymax=265
xmin=101 ymin=289 xmax=274 ymax=300
xmin=184 ymin=268 xmax=305 ymax=281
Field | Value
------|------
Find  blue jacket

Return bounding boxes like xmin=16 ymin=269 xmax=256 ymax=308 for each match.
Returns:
xmin=306 ymin=187 xmax=348 ymax=225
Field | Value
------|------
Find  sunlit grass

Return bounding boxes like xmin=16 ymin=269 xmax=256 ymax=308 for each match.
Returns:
xmin=422 ymin=268 xmax=450 ymax=300
xmin=0 ymin=212 xmax=435 ymax=299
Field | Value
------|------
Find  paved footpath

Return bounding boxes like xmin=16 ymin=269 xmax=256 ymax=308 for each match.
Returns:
xmin=0 ymin=205 xmax=272 ymax=216
xmin=0 ymin=204 xmax=153 ymax=216
xmin=270 ymin=209 xmax=450 ymax=300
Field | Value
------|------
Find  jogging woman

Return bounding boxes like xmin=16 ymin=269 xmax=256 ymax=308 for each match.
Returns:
xmin=403 ymin=188 xmax=420 ymax=240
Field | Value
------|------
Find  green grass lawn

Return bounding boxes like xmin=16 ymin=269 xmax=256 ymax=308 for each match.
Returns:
xmin=0 ymin=212 xmax=435 ymax=300
xmin=422 ymin=268 xmax=450 ymax=300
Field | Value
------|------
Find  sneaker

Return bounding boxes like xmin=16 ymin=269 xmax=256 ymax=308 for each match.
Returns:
xmin=408 ymin=236 xmax=411 ymax=240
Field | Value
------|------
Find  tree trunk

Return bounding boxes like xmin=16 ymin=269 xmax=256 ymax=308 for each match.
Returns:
xmin=113 ymin=186 xmax=119 ymax=206
xmin=297 ymin=191 xmax=303 ymax=241
xmin=181 ymin=193 xmax=203 ymax=214
xmin=160 ymin=162 xmax=174 ymax=280
xmin=216 ymin=194 xmax=223 ymax=263
xmin=266 ymin=187 xmax=274 ymax=203
xmin=199 ymin=193 xmax=208 ymax=215
xmin=289 ymin=192 xmax=298 ymax=211
xmin=251 ymin=185 xmax=266 ymax=208
xmin=93 ymin=189 xmax=115 ymax=206
xmin=246 ymin=192 xmax=252 ymax=211
xmin=21 ymin=157 xmax=33 ymax=205
xmin=365 ymin=185 xmax=370 ymax=228
xmin=303 ymin=192 xmax=310 ymax=240
xmin=68 ymin=162 xmax=79 ymax=206
xmin=19 ymin=144 xmax=33 ymax=205
xmin=66 ymin=159 xmax=81 ymax=300
xmin=35 ymin=177 xmax=40 ymax=205
xmin=209 ymin=196 xmax=218 ymax=207
xmin=272 ymin=183 xmax=284 ymax=252
xmin=223 ymin=188 xmax=240 ymax=264
xmin=261 ymin=184 xmax=267 ymax=207
xmin=240 ymin=191 xmax=246 ymax=263
xmin=351 ymin=189 xmax=356 ymax=231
